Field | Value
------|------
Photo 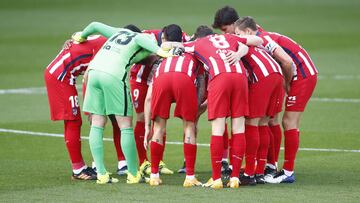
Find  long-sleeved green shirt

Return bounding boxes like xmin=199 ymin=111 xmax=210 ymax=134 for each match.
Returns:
xmin=82 ymin=22 xmax=160 ymax=81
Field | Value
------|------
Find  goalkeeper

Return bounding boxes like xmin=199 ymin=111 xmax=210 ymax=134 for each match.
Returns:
xmin=73 ymin=22 xmax=172 ymax=184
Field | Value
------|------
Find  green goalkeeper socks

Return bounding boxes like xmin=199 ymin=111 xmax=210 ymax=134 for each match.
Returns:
xmin=120 ymin=128 xmax=139 ymax=176
xmin=89 ymin=126 xmax=107 ymax=175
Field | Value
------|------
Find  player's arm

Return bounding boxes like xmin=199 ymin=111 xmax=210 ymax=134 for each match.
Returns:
xmin=196 ymin=71 xmax=206 ymax=107
xmin=225 ymin=42 xmax=249 ymax=65
xmin=233 ymin=35 xmax=263 ymax=46
xmin=161 ymin=41 xmax=184 ymax=51
xmin=272 ymin=47 xmax=295 ymax=93
xmin=261 ymin=37 xmax=295 ymax=92
xmin=143 ymin=83 xmax=153 ymax=149
xmin=134 ymin=34 xmax=172 ymax=58
xmin=225 ymin=35 xmax=260 ymax=64
xmin=73 ymin=22 xmax=120 ymax=42
xmin=198 ymin=100 xmax=208 ymax=118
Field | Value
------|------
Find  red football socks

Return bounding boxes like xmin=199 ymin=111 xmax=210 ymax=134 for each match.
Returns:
xmin=267 ymin=127 xmax=276 ymax=166
xmin=283 ymin=129 xmax=299 ymax=171
xmin=134 ymin=121 xmax=148 ymax=164
xmin=210 ymin=136 xmax=223 ymax=180
xmin=244 ymin=125 xmax=259 ymax=176
xmin=184 ymin=143 xmax=197 ymax=176
xmin=230 ymin=133 xmax=246 ymax=178
xmin=255 ymin=126 xmax=270 ymax=175
xmin=64 ymin=120 xmax=85 ymax=170
xmin=222 ymin=123 xmax=229 ymax=159
xmin=150 ymin=141 xmax=164 ymax=174
xmin=270 ymin=125 xmax=282 ymax=163
xmin=111 ymin=120 xmax=125 ymax=161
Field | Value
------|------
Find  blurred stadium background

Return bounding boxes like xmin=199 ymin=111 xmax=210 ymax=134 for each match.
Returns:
xmin=0 ymin=0 xmax=359 ymax=202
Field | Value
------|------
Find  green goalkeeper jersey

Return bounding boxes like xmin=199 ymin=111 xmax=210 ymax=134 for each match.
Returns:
xmin=80 ymin=22 xmax=160 ymax=81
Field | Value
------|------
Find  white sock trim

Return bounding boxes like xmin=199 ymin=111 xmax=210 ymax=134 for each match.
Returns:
xmin=118 ymin=160 xmax=127 ymax=169
xmin=283 ymin=169 xmax=294 ymax=176
xmin=73 ymin=165 xmax=86 ymax=174
xmin=150 ymin=173 xmax=159 ymax=178
xmin=186 ymin=175 xmax=195 ymax=180
xmin=266 ymin=163 xmax=276 ymax=169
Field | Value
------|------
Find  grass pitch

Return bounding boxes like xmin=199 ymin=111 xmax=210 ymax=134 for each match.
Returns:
xmin=1 ymin=0 xmax=360 ymax=202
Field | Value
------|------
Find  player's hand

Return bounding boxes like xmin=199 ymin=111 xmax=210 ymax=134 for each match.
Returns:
xmin=62 ymin=39 xmax=73 ymax=50
xmin=197 ymin=100 xmax=207 ymax=118
xmin=225 ymin=50 xmax=241 ymax=65
xmin=144 ymin=125 xmax=152 ymax=150
xmin=156 ymin=48 xmax=173 ymax=58
xmin=72 ymin=32 xmax=86 ymax=43
xmin=161 ymin=41 xmax=184 ymax=51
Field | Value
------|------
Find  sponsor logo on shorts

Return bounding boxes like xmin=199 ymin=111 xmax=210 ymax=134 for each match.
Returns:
xmin=287 ymin=95 xmax=296 ymax=107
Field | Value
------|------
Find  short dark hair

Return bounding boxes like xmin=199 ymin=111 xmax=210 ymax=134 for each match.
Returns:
xmin=212 ymin=6 xmax=239 ymax=28
xmin=124 ymin=24 xmax=141 ymax=33
xmin=234 ymin=16 xmax=258 ymax=31
xmin=162 ymin=24 xmax=183 ymax=42
xmin=192 ymin=25 xmax=214 ymax=40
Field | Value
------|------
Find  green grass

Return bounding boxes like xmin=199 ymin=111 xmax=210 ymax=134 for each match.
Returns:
xmin=1 ymin=0 xmax=360 ymax=202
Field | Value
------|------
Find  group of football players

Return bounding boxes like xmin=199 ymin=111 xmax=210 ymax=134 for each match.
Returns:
xmin=44 ymin=6 xmax=317 ymax=189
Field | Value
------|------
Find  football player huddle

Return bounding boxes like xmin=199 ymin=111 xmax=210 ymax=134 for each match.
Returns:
xmin=44 ymin=6 xmax=317 ymax=189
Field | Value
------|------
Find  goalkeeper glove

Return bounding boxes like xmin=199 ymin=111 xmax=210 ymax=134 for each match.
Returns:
xmin=72 ymin=32 xmax=86 ymax=43
xmin=156 ymin=48 xmax=173 ymax=58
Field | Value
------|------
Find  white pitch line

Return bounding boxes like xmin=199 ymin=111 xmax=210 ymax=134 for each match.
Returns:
xmin=311 ymin=97 xmax=360 ymax=103
xmin=1 ymin=87 xmax=359 ymax=103
xmin=1 ymin=128 xmax=359 ymax=153
xmin=317 ymin=75 xmax=360 ymax=80
xmin=0 ymin=85 xmax=82 ymax=95
xmin=0 ymin=87 xmax=47 ymax=95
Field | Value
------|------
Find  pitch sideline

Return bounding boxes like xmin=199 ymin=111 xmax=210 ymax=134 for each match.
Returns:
xmin=1 ymin=86 xmax=360 ymax=103
xmin=1 ymin=128 xmax=359 ymax=153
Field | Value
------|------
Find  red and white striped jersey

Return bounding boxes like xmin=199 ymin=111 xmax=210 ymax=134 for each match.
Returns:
xmin=184 ymin=34 xmax=247 ymax=80
xmin=184 ymin=34 xmax=247 ymax=81
xmin=242 ymin=46 xmax=283 ymax=83
xmin=45 ymin=35 xmax=106 ymax=85
xmin=129 ymin=63 xmax=155 ymax=85
xmin=154 ymin=53 xmax=201 ymax=83
xmin=257 ymin=31 xmax=318 ymax=80
xmin=130 ymin=29 xmax=191 ymax=85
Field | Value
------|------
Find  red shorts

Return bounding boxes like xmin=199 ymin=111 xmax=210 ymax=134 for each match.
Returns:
xmin=207 ymin=73 xmax=249 ymax=120
xmin=82 ymin=81 xmax=90 ymax=116
xmin=129 ymin=80 xmax=149 ymax=114
xmin=248 ymin=73 xmax=284 ymax=118
xmin=44 ymin=71 xmax=81 ymax=121
xmin=286 ymin=75 xmax=317 ymax=111
xmin=151 ymin=73 xmax=198 ymax=122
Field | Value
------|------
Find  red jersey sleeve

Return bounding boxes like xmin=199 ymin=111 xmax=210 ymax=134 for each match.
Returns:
xmin=183 ymin=41 xmax=196 ymax=53
xmin=258 ymin=32 xmax=280 ymax=55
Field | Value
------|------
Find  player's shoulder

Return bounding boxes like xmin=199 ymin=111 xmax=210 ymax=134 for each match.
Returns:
xmin=223 ymin=33 xmax=242 ymax=40
xmin=266 ymin=31 xmax=283 ymax=39
xmin=181 ymin=31 xmax=192 ymax=42
xmin=86 ymin=35 xmax=107 ymax=43
xmin=143 ymin=29 xmax=161 ymax=35
xmin=136 ymin=32 xmax=157 ymax=42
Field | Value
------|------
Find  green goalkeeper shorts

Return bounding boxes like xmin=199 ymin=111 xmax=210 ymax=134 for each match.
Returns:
xmin=83 ymin=70 xmax=133 ymax=116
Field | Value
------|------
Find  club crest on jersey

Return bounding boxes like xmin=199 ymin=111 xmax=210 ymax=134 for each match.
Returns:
xmin=72 ymin=107 xmax=78 ymax=116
